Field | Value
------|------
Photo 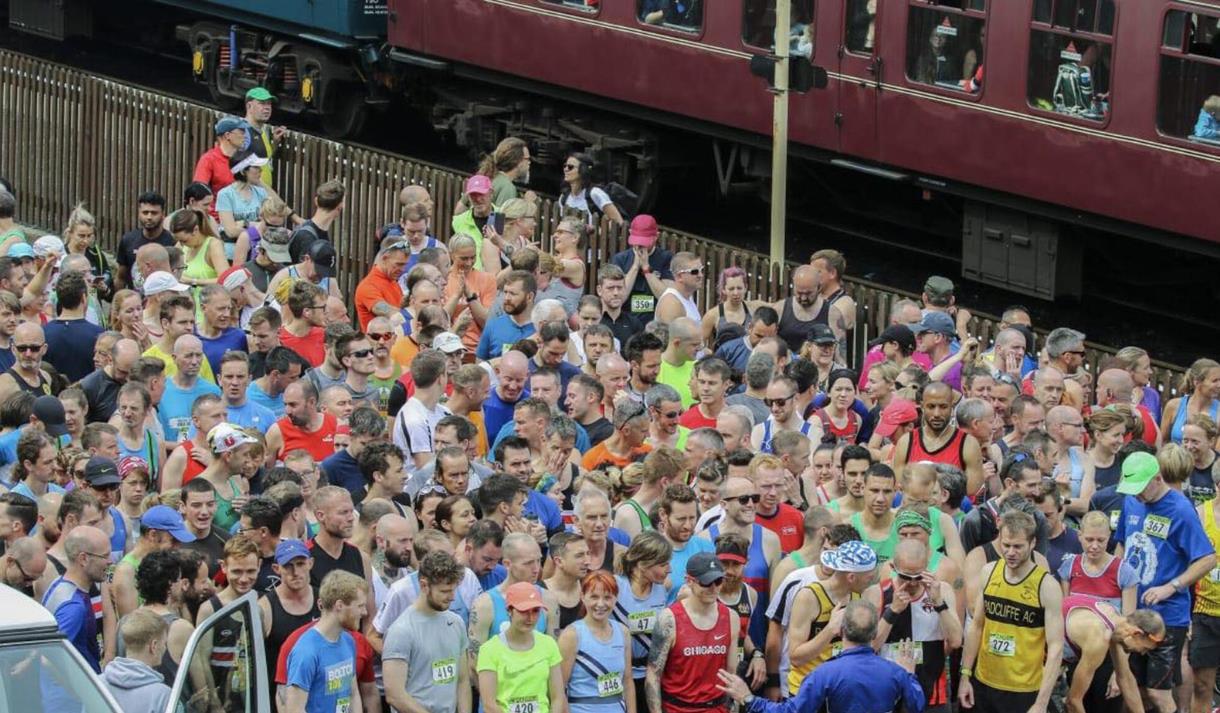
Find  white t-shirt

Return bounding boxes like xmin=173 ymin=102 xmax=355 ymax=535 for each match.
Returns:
xmin=766 ymin=564 xmax=821 ymax=693
xmin=373 ymin=567 xmax=482 ymax=634
xmin=696 ymin=505 xmax=724 ymax=533
xmin=561 ymin=186 xmax=613 ymax=226
xmin=393 ymin=397 xmax=451 ymax=456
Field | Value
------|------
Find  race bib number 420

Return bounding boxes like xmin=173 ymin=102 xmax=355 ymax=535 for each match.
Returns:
xmin=509 ymin=698 xmax=539 ymax=713
xmin=987 ymin=633 xmax=1016 ymax=657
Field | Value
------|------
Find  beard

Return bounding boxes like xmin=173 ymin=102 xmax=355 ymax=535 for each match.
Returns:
xmin=385 ymin=548 xmax=412 ymax=569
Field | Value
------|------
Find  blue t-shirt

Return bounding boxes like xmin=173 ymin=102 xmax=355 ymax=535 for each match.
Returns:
xmin=227 ymin=399 xmax=277 ymax=434
xmin=286 ymin=627 xmax=357 ymax=713
xmin=216 ymin=182 xmax=268 ymax=225
xmin=478 ymin=565 xmax=507 ymax=591
xmin=475 ymin=315 xmax=535 ymax=360
xmin=159 ymin=377 xmax=222 ymax=443
xmin=247 ymin=381 xmax=284 ymax=417
xmin=524 ymin=489 xmax=564 ymax=537
xmin=43 ymin=577 xmax=99 ymax=670
xmin=667 ymin=535 xmax=717 ymax=602
xmin=322 ymin=449 xmax=366 ymax=502
xmin=482 ymin=389 xmax=528 ymax=448
xmin=0 ymin=347 xmax=14 ymax=373
xmin=1118 ymin=488 xmax=1215 ymax=627
xmin=10 ymin=481 xmax=65 ymax=500
xmin=198 ymin=327 xmax=248 ymax=377
xmin=0 ymin=425 xmax=27 ymax=470
xmin=44 ymin=318 xmax=104 ymax=383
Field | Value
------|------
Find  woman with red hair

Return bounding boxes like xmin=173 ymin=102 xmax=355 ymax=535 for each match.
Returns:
xmin=558 ymin=571 xmax=636 ymax=713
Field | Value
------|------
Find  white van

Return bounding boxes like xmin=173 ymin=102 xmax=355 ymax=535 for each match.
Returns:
xmin=0 ymin=584 xmax=270 ymax=712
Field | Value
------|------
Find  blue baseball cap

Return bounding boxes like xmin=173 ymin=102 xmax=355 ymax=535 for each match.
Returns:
xmin=8 ymin=243 xmax=34 ymax=260
xmin=820 ymin=541 xmax=878 ymax=573
xmin=140 ymin=505 xmax=196 ymax=543
xmin=914 ymin=311 xmax=956 ymax=337
xmin=214 ymin=116 xmax=247 ymax=135
xmin=275 ymin=539 xmax=312 ymax=565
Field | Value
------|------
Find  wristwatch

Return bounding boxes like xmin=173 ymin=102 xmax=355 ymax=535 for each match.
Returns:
xmin=933 ymin=602 xmax=949 ymax=613
xmin=742 ymin=693 xmax=756 ymax=707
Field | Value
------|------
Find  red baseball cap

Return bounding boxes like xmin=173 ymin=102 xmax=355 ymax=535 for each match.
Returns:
xmin=505 ymin=581 xmax=547 ymax=612
xmin=465 ymin=175 xmax=492 ymax=195
xmin=875 ymin=399 xmax=918 ymax=438
xmin=627 ymin=214 xmax=659 ymax=247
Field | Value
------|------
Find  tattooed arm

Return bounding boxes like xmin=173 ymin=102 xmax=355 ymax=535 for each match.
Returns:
xmin=645 ymin=609 xmax=676 ymax=713
xmin=467 ymin=594 xmax=491 ymax=695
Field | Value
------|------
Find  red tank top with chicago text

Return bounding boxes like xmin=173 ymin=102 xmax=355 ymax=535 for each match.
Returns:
xmin=276 ymin=413 xmax=339 ymax=463
xmin=660 ymin=600 xmax=732 ymax=713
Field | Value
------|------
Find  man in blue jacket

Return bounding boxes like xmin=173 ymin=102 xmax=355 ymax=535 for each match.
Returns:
xmin=718 ymin=599 xmax=925 ymax=713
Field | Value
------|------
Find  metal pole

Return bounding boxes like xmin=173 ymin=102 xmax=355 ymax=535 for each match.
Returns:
xmin=770 ymin=0 xmax=791 ymax=267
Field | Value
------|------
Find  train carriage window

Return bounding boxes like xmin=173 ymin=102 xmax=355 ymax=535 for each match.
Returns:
xmin=845 ymin=0 xmax=877 ymax=54
xmin=742 ymin=0 xmax=816 ymax=58
xmin=639 ymin=0 xmax=703 ymax=32
xmin=905 ymin=2 xmax=988 ymax=93
xmin=1027 ymin=0 xmax=1115 ymax=122
xmin=1157 ymin=10 xmax=1220 ymax=144
xmin=541 ymin=0 xmax=598 ymax=12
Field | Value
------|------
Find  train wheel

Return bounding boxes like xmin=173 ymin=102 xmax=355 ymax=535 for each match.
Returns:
xmin=319 ymin=83 xmax=368 ymax=138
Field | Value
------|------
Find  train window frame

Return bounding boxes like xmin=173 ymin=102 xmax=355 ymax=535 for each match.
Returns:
xmin=902 ymin=0 xmax=990 ymax=100
xmin=538 ymin=0 xmax=600 ymax=15
xmin=1025 ymin=0 xmax=1118 ymax=128
xmin=1155 ymin=5 xmax=1220 ymax=150
xmin=844 ymin=0 xmax=879 ymax=56
xmin=741 ymin=0 xmax=817 ymax=59
xmin=636 ymin=0 xmax=706 ymax=37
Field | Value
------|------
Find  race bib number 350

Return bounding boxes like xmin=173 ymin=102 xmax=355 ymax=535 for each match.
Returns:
xmin=630 ymin=294 xmax=655 ymax=313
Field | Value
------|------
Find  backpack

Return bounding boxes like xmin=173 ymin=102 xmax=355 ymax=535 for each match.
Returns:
xmin=563 ymin=182 xmax=640 ymax=223
xmin=1053 ymin=63 xmax=1094 ymax=116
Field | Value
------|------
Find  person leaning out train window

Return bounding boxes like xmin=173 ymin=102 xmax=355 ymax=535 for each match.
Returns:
xmin=1194 ymin=95 xmax=1220 ymax=140
xmin=558 ymin=153 xmax=624 ymax=228
xmin=639 ymin=0 xmax=701 ymax=29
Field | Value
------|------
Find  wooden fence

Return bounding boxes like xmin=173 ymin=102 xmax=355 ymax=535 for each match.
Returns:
xmin=0 ymin=49 xmax=1186 ymax=397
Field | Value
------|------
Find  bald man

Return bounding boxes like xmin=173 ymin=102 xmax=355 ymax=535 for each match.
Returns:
xmin=80 ymin=337 xmax=142 ymax=423
xmin=658 ymin=317 xmax=701 ymax=409
xmin=773 ymin=264 xmax=824 ymax=354
xmin=36 ymin=492 xmax=62 ymax=550
xmin=483 ymin=350 xmax=529 ymax=442
xmin=1 ymin=535 xmax=47 ymax=595
xmin=1045 ymin=405 xmax=1095 ymax=517
xmin=0 ymin=322 xmax=52 ymax=399
xmin=44 ymin=526 xmax=111 ymax=672
xmin=159 ymin=334 xmax=222 ymax=442
xmin=1033 ymin=366 xmax=1068 ymax=412
xmin=373 ymin=513 xmax=417 ymax=606
xmin=655 ymin=251 xmax=703 ymax=324
xmin=596 ymin=352 xmax=631 ymax=410
xmin=1096 ymin=368 xmax=1160 ymax=445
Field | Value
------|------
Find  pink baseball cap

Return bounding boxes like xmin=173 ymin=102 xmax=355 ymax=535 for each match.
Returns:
xmin=505 ymin=582 xmax=548 ymax=612
xmin=875 ymin=399 xmax=918 ymax=439
xmin=465 ymin=175 xmax=492 ymax=195
xmin=627 ymin=214 xmax=659 ymax=247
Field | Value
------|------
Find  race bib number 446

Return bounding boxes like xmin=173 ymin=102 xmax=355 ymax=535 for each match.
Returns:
xmin=597 ymin=672 xmax=624 ymax=697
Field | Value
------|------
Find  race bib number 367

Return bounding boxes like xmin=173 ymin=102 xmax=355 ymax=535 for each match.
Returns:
xmin=1144 ymin=515 xmax=1170 ymax=539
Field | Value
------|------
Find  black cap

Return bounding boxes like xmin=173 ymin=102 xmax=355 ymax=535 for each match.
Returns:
xmin=805 ymin=323 xmax=837 ymax=345
xmin=869 ymin=324 xmax=916 ymax=353
xmin=32 ymin=395 xmax=68 ymax=437
xmin=307 ymin=239 xmax=337 ymax=279
xmin=84 ymin=456 xmax=120 ymax=487
xmin=686 ymin=552 xmax=727 ymax=585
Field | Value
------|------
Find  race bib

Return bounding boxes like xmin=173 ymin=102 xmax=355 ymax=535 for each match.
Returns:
xmin=1109 ymin=510 xmax=1121 ymax=531
xmin=629 ymin=610 xmax=656 ymax=633
xmin=432 ymin=658 xmax=457 ymax=684
xmin=829 ymin=641 xmax=844 ymax=657
xmin=502 ymin=343 xmax=516 ymax=357
xmin=629 ymin=294 xmax=655 ymax=314
xmin=509 ymin=697 xmax=539 ymax=713
xmin=597 ymin=672 xmax=624 ymax=697
xmin=1209 ymin=567 xmax=1220 ymax=584
xmin=987 ymin=633 xmax=1016 ymax=657
xmin=336 ymin=697 xmax=351 ymax=713
xmin=1144 ymin=515 xmax=1171 ymax=539
xmin=881 ymin=642 xmax=924 ymax=664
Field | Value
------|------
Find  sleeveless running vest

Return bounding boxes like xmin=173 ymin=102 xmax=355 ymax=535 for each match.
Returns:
xmin=1171 ymin=395 xmax=1220 ymax=444
xmin=4 ymin=366 xmax=50 ymax=395
xmin=720 ymin=585 xmax=754 ymax=663
xmin=777 ymin=298 xmax=822 ymax=355
xmin=659 ymin=287 xmax=701 ymax=324
xmin=976 ymin=562 xmax=1049 ymax=693
xmin=612 ymin=575 xmax=668 ymax=679
xmin=1062 ymin=594 xmax=1117 ymax=659
xmin=908 ymin=426 xmax=969 ymax=469
xmin=880 ymin=582 xmax=946 ymax=701
xmin=814 ymin=407 xmax=861 ymax=445
xmin=206 ymin=594 xmax=249 ymax=706
xmin=276 ymin=412 xmax=338 ymax=463
xmin=760 ymin=417 xmax=813 ymax=454
xmin=1064 ymin=554 xmax=1124 ymax=606
xmin=263 ymin=588 xmax=319 ymax=678
xmin=850 ymin=511 xmax=898 ymax=564
xmin=786 ymin=581 xmax=859 ymax=694
xmin=1196 ymin=502 xmax=1220 ymax=617
xmin=567 ymin=620 xmax=629 ymax=713
xmin=659 ymin=601 xmax=731 ymax=713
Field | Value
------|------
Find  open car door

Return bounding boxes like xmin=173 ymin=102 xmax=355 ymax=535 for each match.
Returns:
xmin=166 ymin=591 xmax=269 ymax=713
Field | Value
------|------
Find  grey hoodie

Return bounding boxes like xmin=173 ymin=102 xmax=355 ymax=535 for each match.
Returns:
xmin=101 ymin=656 xmax=172 ymax=713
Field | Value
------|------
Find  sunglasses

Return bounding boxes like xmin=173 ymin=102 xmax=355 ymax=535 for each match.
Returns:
xmin=764 ymin=395 xmax=794 ymax=407
xmin=730 ymin=494 xmax=761 ymax=506
xmin=347 ymin=349 xmax=374 ymax=358
xmin=368 ymin=332 xmax=395 ymax=342
xmin=895 ymin=571 xmax=924 ymax=582
xmin=14 ymin=344 xmax=43 ymax=353
xmin=652 ymin=408 xmax=681 ymax=419
xmin=678 ymin=267 xmax=704 ymax=276
xmin=563 ymin=163 xmax=579 ymax=170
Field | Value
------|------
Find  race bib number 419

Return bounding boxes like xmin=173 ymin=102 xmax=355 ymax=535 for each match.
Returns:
xmin=432 ymin=658 xmax=457 ymax=684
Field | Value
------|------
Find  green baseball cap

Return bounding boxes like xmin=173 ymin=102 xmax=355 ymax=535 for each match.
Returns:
xmin=246 ymin=87 xmax=276 ymax=102
xmin=1116 ymin=451 xmax=1160 ymax=495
